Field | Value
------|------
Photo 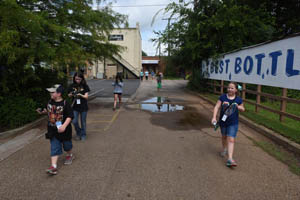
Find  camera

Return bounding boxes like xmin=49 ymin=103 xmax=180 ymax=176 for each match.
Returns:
xmin=71 ymin=90 xmax=79 ymax=97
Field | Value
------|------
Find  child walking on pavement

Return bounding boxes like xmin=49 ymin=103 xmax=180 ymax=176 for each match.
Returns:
xmin=36 ymin=84 xmax=74 ymax=175
xmin=211 ymin=82 xmax=245 ymax=167
xmin=68 ymin=72 xmax=90 ymax=141
xmin=112 ymin=73 xmax=124 ymax=111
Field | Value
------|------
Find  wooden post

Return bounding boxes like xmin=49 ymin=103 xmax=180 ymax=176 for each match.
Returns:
xmin=213 ymin=80 xmax=217 ymax=94
xmin=221 ymin=80 xmax=224 ymax=94
xmin=242 ymin=83 xmax=246 ymax=99
xmin=256 ymin=85 xmax=261 ymax=113
xmin=280 ymin=88 xmax=287 ymax=122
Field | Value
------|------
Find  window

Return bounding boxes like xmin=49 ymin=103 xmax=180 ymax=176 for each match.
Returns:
xmin=109 ymin=34 xmax=124 ymax=41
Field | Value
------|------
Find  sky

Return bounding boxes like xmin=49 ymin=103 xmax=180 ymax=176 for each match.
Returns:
xmin=94 ymin=0 xmax=180 ymax=56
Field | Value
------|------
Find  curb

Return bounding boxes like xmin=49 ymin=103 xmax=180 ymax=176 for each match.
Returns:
xmin=128 ymin=81 xmax=141 ymax=103
xmin=186 ymin=89 xmax=300 ymax=157
xmin=0 ymin=90 xmax=101 ymax=139
xmin=0 ymin=116 xmax=47 ymax=139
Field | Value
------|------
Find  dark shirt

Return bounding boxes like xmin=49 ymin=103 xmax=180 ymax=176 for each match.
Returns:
xmin=218 ymin=94 xmax=242 ymax=127
xmin=47 ymin=99 xmax=73 ymax=141
xmin=68 ymin=83 xmax=90 ymax=112
xmin=157 ymin=76 xmax=162 ymax=83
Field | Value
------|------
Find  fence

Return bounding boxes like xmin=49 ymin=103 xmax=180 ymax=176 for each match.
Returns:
xmin=207 ymin=80 xmax=300 ymax=122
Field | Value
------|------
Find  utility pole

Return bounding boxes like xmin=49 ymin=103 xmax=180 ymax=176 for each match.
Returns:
xmin=162 ymin=17 xmax=176 ymax=57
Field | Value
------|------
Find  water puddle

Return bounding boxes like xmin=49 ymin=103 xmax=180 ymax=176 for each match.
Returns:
xmin=140 ymin=97 xmax=184 ymax=112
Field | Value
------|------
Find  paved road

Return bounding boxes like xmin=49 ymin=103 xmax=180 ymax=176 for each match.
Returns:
xmin=0 ymin=79 xmax=299 ymax=200
xmin=87 ymin=79 xmax=140 ymax=98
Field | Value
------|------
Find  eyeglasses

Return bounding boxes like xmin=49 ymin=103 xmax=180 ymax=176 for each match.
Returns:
xmin=75 ymin=78 xmax=82 ymax=81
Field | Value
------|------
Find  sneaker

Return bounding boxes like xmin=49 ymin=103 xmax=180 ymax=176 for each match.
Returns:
xmin=64 ymin=154 xmax=75 ymax=165
xmin=46 ymin=166 xmax=58 ymax=175
xmin=74 ymin=136 xmax=81 ymax=141
xmin=81 ymin=136 xmax=86 ymax=141
xmin=226 ymin=159 xmax=237 ymax=167
xmin=220 ymin=150 xmax=227 ymax=158
xmin=112 ymin=107 xmax=116 ymax=111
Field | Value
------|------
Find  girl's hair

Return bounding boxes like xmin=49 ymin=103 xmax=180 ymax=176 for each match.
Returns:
xmin=73 ymin=72 xmax=87 ymax=85
xmin=115 ymin=73 xmax=123 ymax=84
xmin=228 ymin=82 xmax=237 ymax=89
xmin=228 ymin=82 xmax=240 ymax=95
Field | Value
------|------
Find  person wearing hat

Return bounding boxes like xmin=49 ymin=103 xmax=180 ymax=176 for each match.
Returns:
xmin=36 ymin=84 xmax=74 ymax=175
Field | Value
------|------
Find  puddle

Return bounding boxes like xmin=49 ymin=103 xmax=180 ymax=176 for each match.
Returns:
xmin=140 ymin=97 xmax=184 ymax=113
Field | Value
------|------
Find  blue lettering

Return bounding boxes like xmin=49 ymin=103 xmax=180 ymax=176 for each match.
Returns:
xmin=243 ymin=56 xmax=253 ymax=75
xmin=225 ymin=59 xmax=230 ymax=74
xmin=269 ymin=50 xmax=282 ymax=76
xmin=235 ymin=57 xmax=242 ymax=74
xmin=255 ymin=53 xmax=265 ymax=75
xmin=219 ymin=60 xmax=224 ymax=73
xmin=214 ymin=61 xmax=218 ymax=74
xmin=286 ymin=49 xmax=300 ymax=77
xmin=209 ymin=61 xmax=214 ymax=73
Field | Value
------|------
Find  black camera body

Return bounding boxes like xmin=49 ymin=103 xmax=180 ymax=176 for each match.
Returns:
xmin=71 ymin=90 xmax=79 ymax=97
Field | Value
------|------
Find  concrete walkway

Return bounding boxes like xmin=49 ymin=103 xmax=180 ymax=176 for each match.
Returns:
xmin=0 ymin=79 xmax=299 ymax=200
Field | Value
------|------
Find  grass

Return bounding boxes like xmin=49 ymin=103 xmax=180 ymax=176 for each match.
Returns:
xmin=202 ymin=93 xmax=300 ymax=144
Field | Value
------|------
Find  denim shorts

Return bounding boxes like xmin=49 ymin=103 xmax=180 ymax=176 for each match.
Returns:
xmin=50 ymin=137 xmax=73 ymax=156
xmin=220 ymin=124 xmax=239 ymax=138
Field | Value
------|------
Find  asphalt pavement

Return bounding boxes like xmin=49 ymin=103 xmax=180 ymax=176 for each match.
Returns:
xmin=0 ymin=79 xmax=299 ymax=200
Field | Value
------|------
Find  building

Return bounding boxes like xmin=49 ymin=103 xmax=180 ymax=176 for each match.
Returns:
xmin=88 ymin=23 xmax=142 ymax=79
xmin=142 ymin=56 xmax=166 ymax=74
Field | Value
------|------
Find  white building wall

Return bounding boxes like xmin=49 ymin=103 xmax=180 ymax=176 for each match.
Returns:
xmin=90 ymin=23 xmax=142 ymax=79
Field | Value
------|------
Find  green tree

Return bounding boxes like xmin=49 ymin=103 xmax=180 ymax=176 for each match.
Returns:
xmin=142 ymin=51 xmax=148 ymax=56
xmin=0 ymin=0 xmax=127 ymax=97
xmin=152 ymin=0 xmax=275 ymax=89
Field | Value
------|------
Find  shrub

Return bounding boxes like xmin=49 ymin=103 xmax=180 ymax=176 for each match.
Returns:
xmin=0 ymin=97 xmax=39 ymax=131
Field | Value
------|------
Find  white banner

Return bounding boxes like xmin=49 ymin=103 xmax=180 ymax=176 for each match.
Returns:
xmin=202 ymin=35 xmax=300 ymax=90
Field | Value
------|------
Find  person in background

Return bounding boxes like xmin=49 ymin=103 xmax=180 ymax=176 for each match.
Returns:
xmin=145 ymin=70 xmax=149 ymax=80
xmin=36 ymin=84 xmax=74 ymax=175
xmin=112 ymin=73 xmax=124 ymax=111
xmin=151 ymin=70 xmax=155 ymax=80
xmin=68 ymin=72 xmax=90 ymax=141
xmin=140 ymin=70 xmax=144 ymax=81
xmin=156 ymin=72 xmax=162 ymax=92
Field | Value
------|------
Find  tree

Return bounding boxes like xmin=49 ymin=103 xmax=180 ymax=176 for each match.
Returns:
xmin=152 ymin=0 xmax=276 ymax=87
xmin=142 ymin=51 xmax=148 ymax=56
xmin=0 ymin=0 xmax=127 ymax=97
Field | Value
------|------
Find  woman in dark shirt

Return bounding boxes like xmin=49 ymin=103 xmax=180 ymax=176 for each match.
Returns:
xmin=68 ymin=72 xmax=90 ymax=141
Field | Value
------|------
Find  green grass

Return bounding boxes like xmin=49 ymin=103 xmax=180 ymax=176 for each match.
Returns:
xmin=202 ymin=93 xmax=300 ymax=144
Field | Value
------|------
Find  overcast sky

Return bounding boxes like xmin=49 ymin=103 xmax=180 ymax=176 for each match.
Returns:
xmin=94 ymin=0 xmax=180 ymax=56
